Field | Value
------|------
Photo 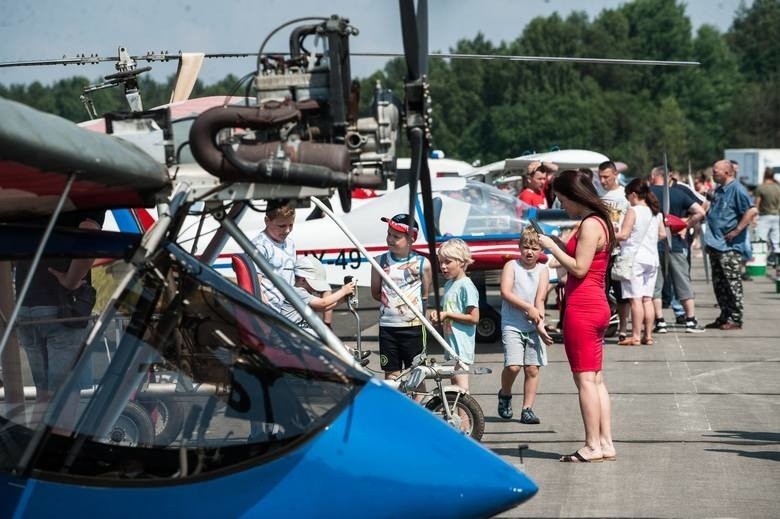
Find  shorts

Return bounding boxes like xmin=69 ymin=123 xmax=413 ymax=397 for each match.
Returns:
xmin=653 ymin=251 xmax=694 ymax=301
xmin=502 ymin=328 xmax=547 ymax=367
xmin=17 ymin=306 xmax=90 ymax=394
xmin=621 ymin=262 xmax=658 ymax=299
xmin=379 ymin=325 xmax=425 ymax=373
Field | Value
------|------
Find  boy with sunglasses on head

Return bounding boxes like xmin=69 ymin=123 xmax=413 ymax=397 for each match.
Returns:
xmin=498 ymin=227 xmax=554 ymax=424
xmin=371 ymin=214 xmax=432 ymax=381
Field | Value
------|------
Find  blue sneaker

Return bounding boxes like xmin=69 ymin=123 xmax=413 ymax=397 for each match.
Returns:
xmin=497 ymin=391 xmax=512 ymax=420
xmin=520 ymin=407 xmax=541 ymax=425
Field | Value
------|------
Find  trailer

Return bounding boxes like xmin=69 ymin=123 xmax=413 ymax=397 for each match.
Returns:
xmin=724 ymin=149 xmax=780 ymax=187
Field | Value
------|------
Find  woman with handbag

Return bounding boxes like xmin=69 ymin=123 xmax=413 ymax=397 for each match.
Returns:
xmin=538 ymin=169 xmax=616 ymax=463
xmin=614 ymin=179 xmax=666 ymax=345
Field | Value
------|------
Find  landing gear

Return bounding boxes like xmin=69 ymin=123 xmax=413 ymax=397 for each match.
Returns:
xmin=476 ymin=304 xmax=501 ymax=343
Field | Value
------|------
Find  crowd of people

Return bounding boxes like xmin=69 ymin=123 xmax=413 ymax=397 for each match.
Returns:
xmin=245 ymin=156 xmax=771 ymax=464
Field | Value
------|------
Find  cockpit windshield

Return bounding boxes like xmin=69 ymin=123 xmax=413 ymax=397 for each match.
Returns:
xmin=433 ymin=180 xmax=526 ymax=236
xmin=0 ymin=245 xmax=367 ymax=482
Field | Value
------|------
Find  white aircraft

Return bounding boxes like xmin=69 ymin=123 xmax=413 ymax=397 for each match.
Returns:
xmin=463 ymin=148 xmax=610 ymax=185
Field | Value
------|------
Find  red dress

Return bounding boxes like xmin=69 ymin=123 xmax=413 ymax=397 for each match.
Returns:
xmin=563 ymin=216 xmax=611 ymax=372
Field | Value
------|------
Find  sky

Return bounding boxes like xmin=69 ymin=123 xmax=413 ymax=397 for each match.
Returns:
xmin=0 ymin=0 xmax=752 ymax=87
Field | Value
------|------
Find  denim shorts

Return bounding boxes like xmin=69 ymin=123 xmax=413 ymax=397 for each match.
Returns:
xmin=17 ymin=306 xmax=90 ymax=394
xmin=502 ymin=328 xmax=547 ymax=367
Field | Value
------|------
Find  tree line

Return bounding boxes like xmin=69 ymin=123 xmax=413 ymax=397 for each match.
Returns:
xmin=2 ymin=0 xmax=778 ymax=176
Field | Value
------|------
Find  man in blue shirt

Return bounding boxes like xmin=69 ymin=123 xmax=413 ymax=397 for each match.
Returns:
xmin=703 ymin=160 xmax=758 ymax=330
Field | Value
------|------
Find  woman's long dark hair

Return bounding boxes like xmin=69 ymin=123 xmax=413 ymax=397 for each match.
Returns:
xmin=552 ymin=169 xmax=616 ymax=254
xmin=625 ymin=178 xmax=661 ymax=215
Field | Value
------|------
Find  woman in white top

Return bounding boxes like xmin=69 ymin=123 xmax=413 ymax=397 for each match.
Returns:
xmin=615 ymin=179 xmax=667 ymax=345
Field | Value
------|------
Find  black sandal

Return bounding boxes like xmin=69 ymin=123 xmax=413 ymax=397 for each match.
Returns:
xmin=560 ymin=451 xmax=603 ymax=463
xmin=618 ymin=332 xmax=627 ymax=342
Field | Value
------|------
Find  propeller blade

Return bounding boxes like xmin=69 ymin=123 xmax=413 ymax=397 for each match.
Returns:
xmin=399 ymin=0 xmax=422 ymax=79
xmin=169 ymin=53 xmax=205 ymax=103
xmin=416 ymin=0 xmax=429 ymax=76
xmin=399 ymin=0 xmax=440 ymax=321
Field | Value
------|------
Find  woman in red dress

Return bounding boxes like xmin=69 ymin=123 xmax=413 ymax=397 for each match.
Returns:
xmin=538 ymin=169 xmax=617 ymax=463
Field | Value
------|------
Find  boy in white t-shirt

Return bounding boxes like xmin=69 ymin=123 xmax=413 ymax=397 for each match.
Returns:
xmin=498 ymin=227 xmax=553 ymax=424
xmin=251 ymin=200 xmax=297 ymax=309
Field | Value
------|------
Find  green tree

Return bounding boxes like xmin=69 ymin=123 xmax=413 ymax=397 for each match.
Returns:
xmin=727 ymin=0 xmax=780 ymax=81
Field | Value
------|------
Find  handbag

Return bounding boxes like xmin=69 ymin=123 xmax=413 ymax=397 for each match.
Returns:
xmin=611 ymin=213 xmax=655 ymax=282
xmin=664 ymin=214 xmax=687 ymax=233
xmin=57 ymin=283 xmax=97 ymax=329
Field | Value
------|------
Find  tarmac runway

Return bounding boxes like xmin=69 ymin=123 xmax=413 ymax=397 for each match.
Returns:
xmin=333 ymin=260 xmax=780 ymax=518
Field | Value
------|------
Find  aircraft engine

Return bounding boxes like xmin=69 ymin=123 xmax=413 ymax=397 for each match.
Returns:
xmin=189 ymin=15 xmax=399 ymax=212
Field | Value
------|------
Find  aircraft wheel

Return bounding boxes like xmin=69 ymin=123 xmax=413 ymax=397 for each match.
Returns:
xmin=425 ymin=392 xmax=485 ymax=441
xmin=476 ymin=312 xmax=500 ymax=343
xmin=104 ymin=401 xmax=155 ymax=447
xmin=140 ymin=396 xmax=184 ymax=447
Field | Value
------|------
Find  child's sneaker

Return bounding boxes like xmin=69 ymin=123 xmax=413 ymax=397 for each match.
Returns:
xmin=685 ymin=318 xmax=705 ymax=333
xmin=497 ymin=391 xmax=513 ymax=419
xmin=653 ymin=318 xmax=668 ymax=334
xmin=520 ymin=407 xmax=541 ymax=424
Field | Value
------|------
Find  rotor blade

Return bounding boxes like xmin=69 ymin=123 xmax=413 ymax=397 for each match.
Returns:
xmin=352 ymin=52 xmax=701 ymax=67
xmin=1 ymin=51 xmax=700 ymax=70
xmin=0 ymin=52 xmax=249 ymax=69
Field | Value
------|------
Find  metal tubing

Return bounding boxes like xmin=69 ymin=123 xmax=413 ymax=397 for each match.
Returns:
xmin=309 ymin=196 xmax=460 ymax=361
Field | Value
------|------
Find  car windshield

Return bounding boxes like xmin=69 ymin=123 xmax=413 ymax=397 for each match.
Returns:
xmin=0 ymin=246 xmax=367 ymax=481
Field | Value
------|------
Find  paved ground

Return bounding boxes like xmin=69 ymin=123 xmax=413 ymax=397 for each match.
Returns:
xmin=334 ymin=259 xmax=780 ymax=518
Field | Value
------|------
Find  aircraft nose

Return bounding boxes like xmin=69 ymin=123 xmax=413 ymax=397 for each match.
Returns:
xmin=272 ymin=379 xmax=538 ymax=518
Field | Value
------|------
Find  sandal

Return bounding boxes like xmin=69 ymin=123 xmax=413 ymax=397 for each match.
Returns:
xmin=618 ymin=332 xmax=627 ymax=342
xmin=641 ymin=337 xmax=655 ymax=345
xmin=617 ymin=337 xmax=641 ymax=346
xmin=559 ymin=450 xmax=603 ymax=463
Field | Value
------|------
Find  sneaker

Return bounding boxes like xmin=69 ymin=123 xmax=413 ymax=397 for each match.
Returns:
xmin=520 ymin=407 xmax=541 ymax=424
xmin=653 ymin=319 xmax=668 ymax=334
xmin=685 ymin=318 xmax=705 ymax=333
xmin=497 ymin=391 xmax=513 ymax=420
xmin=675 ymin=314 xmax=687 ymax=325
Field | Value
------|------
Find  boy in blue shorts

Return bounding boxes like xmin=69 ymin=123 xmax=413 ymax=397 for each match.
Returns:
xmin=428 ymin=238 xmax=480 ymax=391
xmin=498 ymin=227 xmax=553 ymax=424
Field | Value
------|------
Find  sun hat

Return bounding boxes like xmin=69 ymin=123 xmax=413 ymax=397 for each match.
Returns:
xmin=294 ymin=256 xmax=331 ymax=292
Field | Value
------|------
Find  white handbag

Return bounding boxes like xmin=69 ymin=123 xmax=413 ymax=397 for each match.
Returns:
xmin=611 ymin=215 xmax=654 ymax=282
xmin=611 ymin=255 xmax=634 ymax=281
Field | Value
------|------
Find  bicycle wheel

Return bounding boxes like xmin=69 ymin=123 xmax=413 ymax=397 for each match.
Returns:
xmin=424 ymin=391 xmax=485 ymax=441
